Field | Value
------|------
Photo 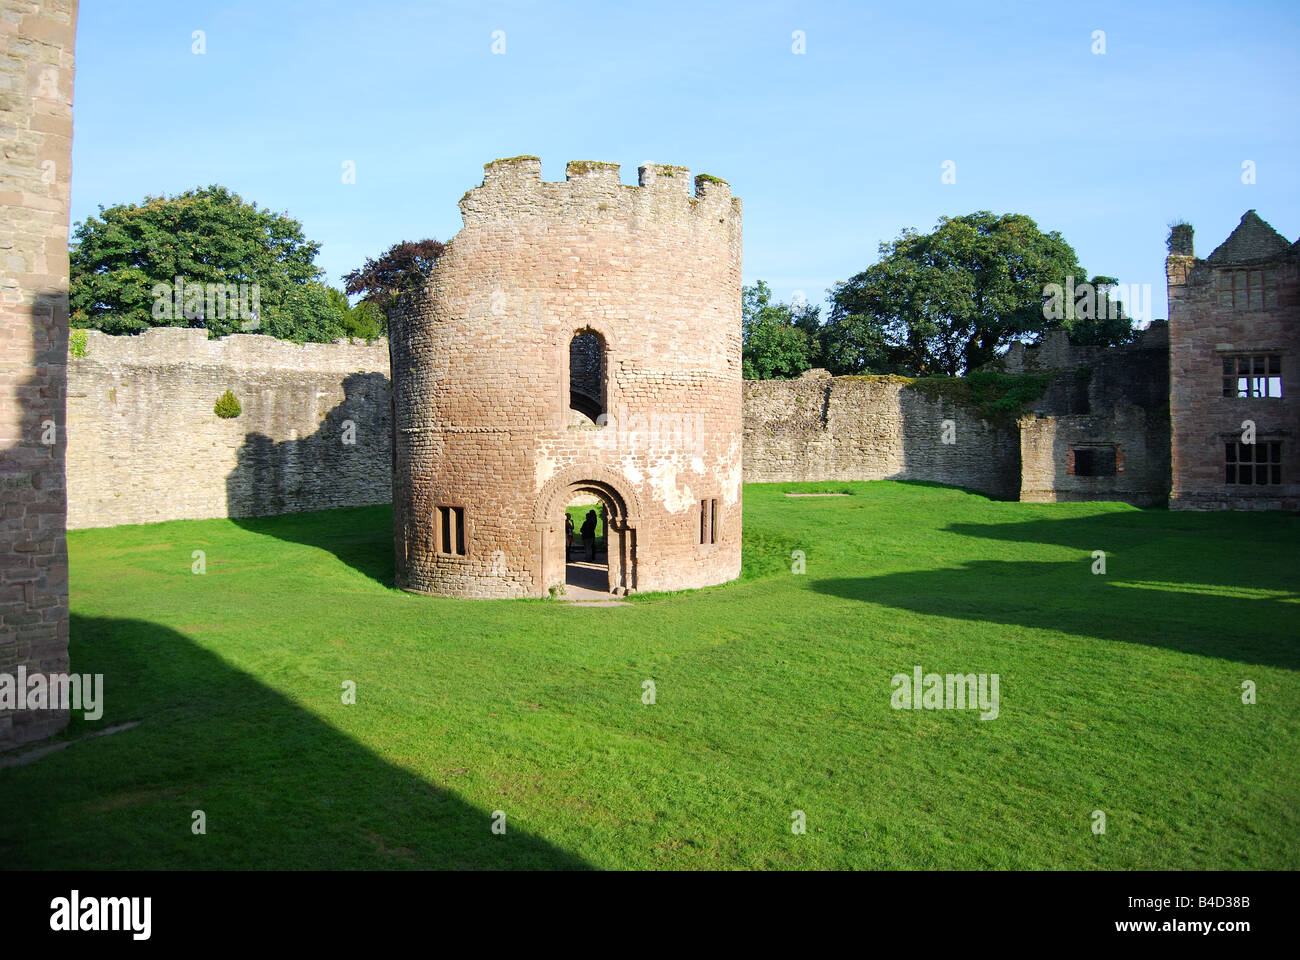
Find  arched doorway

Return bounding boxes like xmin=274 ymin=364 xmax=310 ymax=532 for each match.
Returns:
xmin=534 ymin=473 xmax=638 ymax=597
xmin=564 ymin=492 xmax=611 ymax=595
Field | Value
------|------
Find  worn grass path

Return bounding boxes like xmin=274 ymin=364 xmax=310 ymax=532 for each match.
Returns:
xmin=1 ymin=481 xmax=1296 ymax=869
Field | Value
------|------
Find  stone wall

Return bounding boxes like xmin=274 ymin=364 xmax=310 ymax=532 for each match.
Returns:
xmin=743 ymin=371 xmax=1022 ymax=498
xmin=66 ymin=328 xmax=391 ymax=528
xmin=0 ymin=0 xmax=77 ymax=750
xmin=1019 ymin=407 xmax=1169 ymax=506
xmin=1007 ymin=325 xmax=1171 ymax=418
xmin=64 ymin=325 xmax=1178 ymax=532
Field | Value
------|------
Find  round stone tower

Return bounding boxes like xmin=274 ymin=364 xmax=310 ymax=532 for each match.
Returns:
xmin=389 ymin=157 xmax=743 ymax=598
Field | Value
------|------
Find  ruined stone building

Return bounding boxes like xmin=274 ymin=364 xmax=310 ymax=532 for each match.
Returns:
xmin=1014 ymin=210 xmax=1297 ymax=510
xmin=1167 ymin=211 xmax=1299 ymax=510
xmin=56 ymin=207 xmax=1298 ymax=549
xmin=0 ymin=0 xmax=77 ymax=750
xmin=746 ymin=211 xmax=1296 ymax=511
xmin=388 ymin=158 xmax=744 ymax=598
xmin=743 ymin=325 xmax=1172 ymax=508
xmin=1013 ymin=324 xmax=1171 ymax=507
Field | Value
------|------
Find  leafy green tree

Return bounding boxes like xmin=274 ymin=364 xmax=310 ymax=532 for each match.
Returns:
xmin=69 ymin=185 xmax=339 ymax=341
xmin=324 ymin=286 xmax=385 ymax=342
xmin=342 ymin=299 xmax=386 ymax=341
xmin=1050 ymin=275 xmax=1136 ymax=347
xmin=742 ymin=280 xmax=820 ymax=379
xmin=816 ymin=310 xmax=897 ymax=376
xmin=257 ymin=282 xmax=344 ymax=343
xmin=825 ymin=213 xmax=1132 ymax=376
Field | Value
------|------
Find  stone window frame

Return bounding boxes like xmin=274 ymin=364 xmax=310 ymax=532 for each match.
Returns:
xmin=435 ymin=505 xmax=467 ymax=557
xmin=563 ymin=325 xmax=613 ymax=427
xmin=1217 ymin=269 xmax=1269 ymax=312
xmin=699 ymin=497 xmax=719 ymax=546
xmin=1225 ymin=441 xmax=1282 ymax=486
xmin=1221 ymin=353 xmax=1283 ymax=399
xmin=1068 ymin=444 xmax=1119 ymax=478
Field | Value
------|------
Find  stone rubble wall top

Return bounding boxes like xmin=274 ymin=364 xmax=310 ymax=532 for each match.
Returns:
xmin=72 ymin=327 xmax=390 ymax=373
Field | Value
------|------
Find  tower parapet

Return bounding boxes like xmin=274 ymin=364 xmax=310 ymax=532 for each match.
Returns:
xmin=460 ymin=157 xmax=741 ymax=231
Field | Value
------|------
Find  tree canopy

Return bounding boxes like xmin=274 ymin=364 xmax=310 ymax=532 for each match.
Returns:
xmin=342 ymin=239 xmax=446 ymax=321
xmin=69 ymin=185 xmax=373 ymax=342
xmin=823 ymin=212 xmax=1134 ymax=376
xmin=741 ymin=280 xmax=820 ymax=380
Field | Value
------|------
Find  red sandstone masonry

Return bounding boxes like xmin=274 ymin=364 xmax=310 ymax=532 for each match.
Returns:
xmin=1167 ymin=216 xmax=1300 ymax=511
xmin=390 ymin=159 xmax=743 ymax=598
xmin=0 ymin=0 xmax=77 ymax=750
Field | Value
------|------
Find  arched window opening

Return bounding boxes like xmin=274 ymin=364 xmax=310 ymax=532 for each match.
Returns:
xmin=569 ymin=331 xmax=605 ymax=424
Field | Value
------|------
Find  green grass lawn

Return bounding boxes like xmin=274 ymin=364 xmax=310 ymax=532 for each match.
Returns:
xmin=2 ymin=481 xmax=1296 ymax=869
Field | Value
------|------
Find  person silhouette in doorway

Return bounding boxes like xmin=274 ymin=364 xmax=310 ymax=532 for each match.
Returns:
xmin=580 ymin=510 xmax=598 ymax=562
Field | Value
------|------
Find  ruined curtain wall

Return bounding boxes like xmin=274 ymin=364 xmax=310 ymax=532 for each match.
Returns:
xmin=66 ymin=329 xmax=391 ymax=529
xmin=743 ymin=375 xmax=1022 ymax=498
xmin=68 ymin=346 xmax=1031 ymax=531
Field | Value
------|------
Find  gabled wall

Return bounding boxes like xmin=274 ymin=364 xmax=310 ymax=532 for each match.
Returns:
xmin=1167 ymin=218 xmax=1300 ymax=510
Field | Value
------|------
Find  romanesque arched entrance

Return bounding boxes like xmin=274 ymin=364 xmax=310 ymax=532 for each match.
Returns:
xmin=534 ymin=471 xmax=638 ymax=596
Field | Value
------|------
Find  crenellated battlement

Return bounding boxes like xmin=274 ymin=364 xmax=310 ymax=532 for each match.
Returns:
xmin=459 ymin=156 xmax=740 ymax=228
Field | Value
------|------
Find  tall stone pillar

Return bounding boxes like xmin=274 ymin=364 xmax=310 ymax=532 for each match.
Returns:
xmin=0 ymin=0 xmax=77 ymax=749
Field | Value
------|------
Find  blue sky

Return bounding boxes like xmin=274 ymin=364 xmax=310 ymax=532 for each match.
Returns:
xmin=71 ymin=0 xmax=1300 ymax=321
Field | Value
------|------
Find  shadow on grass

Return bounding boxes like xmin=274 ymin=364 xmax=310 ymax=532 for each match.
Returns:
xmin=945 ymin=509 xmax=1300 ymax=594
xmin=0 ymin=614 xmax=590 ymax=869
xmin=812 ymin=561 xmax=1299 ymax=669
xmin=230 ymin=504 xmax=395 ymax=587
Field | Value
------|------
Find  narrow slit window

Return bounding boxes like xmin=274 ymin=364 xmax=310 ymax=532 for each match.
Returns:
xmin=568 ymin=331 xmax=606 ymax=424
xmin=437 ymin=506 xmax=467 ymax=556
xmin=700 ymin=499 xmax=718 ymax=544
